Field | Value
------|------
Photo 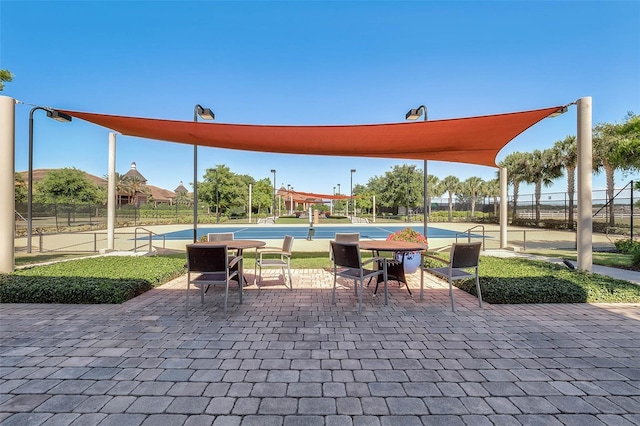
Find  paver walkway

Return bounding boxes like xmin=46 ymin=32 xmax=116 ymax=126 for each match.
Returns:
xmin=1 ymin=269 xmax=639 ymax=425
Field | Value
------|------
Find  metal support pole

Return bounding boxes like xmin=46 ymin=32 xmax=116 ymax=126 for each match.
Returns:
xmin=107 ymin=133 xmax=116 ymax=251
xmin=500 ymin=167 xmax=508 ymax=248
xmin=577 ymin=97 xmax=593 ymax=271
xmin=248 ymin=183 xmax=252 ymax=223
xmin=0 ymin=96 xmax=16 ymax=273
xmin=372 ymin=195 xmax=376 ymax=223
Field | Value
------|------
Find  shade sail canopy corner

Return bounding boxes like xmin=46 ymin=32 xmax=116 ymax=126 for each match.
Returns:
xmin=58 ymin=105 xmax=567 ymax=167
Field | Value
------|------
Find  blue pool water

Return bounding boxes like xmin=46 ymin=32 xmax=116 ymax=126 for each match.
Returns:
xmin=154 ymin=224 xmax=485 ymax=241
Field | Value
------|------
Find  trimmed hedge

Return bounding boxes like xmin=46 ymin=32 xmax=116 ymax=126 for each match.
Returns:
xmin=0 ymin=256 xmax=186 ymax=304
xmin=424 ymin=255 xmax=640 ymax=304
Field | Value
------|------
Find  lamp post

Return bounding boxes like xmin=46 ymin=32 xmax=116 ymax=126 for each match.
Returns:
xmin=406 ymin=171 xmax=411 ymax=223
xmin=331 ymin=186 xmax=335 ymax=215
xmin=193 ymin=104 xmax=215 ymax=242
xmin=215 ymin=168 xmax=220 ymax=223
xmin=27 ymin=108 xmax=72 ymax=253
xmin=271 ymin=169 xmax=276 ymax=219
xmin=350 ymin=169 xmax=356 ymax=218
xmin=406 ymin=105 xmax=428 ymax=239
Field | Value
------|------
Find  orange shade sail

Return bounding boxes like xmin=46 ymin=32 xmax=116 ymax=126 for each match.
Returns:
xmin=58 ymin=106 xmax=564 ymax=167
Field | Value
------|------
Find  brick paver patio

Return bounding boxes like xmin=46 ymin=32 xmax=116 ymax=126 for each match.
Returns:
xmin=1 ymin=268 xmax=639 ymax=425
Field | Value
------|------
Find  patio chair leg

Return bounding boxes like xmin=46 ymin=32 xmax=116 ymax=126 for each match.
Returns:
xmin=186 ymin=278 xmax=190 ymax=317
xmin=358 ymin=278 xmax=364 ymax=314
xmin=224 ymin=281 xmax=228 ymax=314
xmin=332 ymin=274 xmax=337 ymax=304
xmin=287 ymin=263 xmax=293 ymax=290
xmin=449 ymin=278 xmax=456 ymax=312
xmin=475 ymin=271 xmax=483 ymax=308
xmin=420 ymin=266 xmax=424 ymax=301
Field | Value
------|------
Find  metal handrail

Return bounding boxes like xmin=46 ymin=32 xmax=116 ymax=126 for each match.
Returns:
xmin=134 ymin=227 xmax=166 ymax=253
xmin=455 ymin=224 xmax=486 ymax=250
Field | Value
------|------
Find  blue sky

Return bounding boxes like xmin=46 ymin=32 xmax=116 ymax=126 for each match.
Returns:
xmin=2 ymin=1 xmax=639 ymax=200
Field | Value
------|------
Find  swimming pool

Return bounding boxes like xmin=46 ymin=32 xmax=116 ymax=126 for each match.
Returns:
xmin=155 ymin=224 xmax=485 ymax=241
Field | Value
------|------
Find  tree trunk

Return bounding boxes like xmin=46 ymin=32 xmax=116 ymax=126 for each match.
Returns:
xmin=535 ymin=181 xmax=542 ymax=224
xmin=567 ymin=165 xmax=575 ymax=230
xmin=448 ymin=193 xmax=453 ymax=221
xmin=470 ymin=196 xmax=476 ymax=217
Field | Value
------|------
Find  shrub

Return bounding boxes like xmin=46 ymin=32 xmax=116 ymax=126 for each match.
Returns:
xmin=0 ymin=256 xmax=186 ymax=304
xmin=423 ymin=254 xmax=640 ymax=304
xmin=615 ymin=239 xmax=640 ymax=254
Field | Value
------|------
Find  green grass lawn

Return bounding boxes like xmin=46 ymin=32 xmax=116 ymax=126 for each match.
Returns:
xmin=3 ymin=252 xmax=639 ymax=305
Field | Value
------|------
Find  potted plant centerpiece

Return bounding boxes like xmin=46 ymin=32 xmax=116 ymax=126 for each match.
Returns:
xmin=386 ymin=227 xmax=428 ymax=274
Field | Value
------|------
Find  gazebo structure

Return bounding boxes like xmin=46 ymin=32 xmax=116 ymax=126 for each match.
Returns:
xmin=0 ymin=95 xmax=593 ymax=273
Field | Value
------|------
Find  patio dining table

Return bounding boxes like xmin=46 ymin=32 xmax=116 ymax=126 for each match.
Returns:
xmin=193 ymin=239 xmax=266 ymax=304
xmin=358 ymin=240 xmax=428 ymax=304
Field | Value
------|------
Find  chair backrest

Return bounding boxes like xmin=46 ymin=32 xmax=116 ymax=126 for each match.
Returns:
xmin=330 ymin=241 xmax=362 ymax=269
xmin=335 ymin=233 xmax=360 ymax=242
xmin=282 ymin=235 xmax=295 ymax=254
xmin=207 ymin=232 xmax=234 ymax=242
xmin=186 ymin=244 xmax=229 ymax=272
xmin=450 ymin=242 xmax=481 ymax=269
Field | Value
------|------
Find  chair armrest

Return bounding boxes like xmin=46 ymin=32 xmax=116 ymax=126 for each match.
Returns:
xmin=257 ymin=246 xmax=282 ymax=251
xmin=228 ymin=255 xmax=243 ymax=268
xmin=421 ymin=253 xmax=448 ymax=264
xmin=362 ymin=256 xmax=387 ymax=268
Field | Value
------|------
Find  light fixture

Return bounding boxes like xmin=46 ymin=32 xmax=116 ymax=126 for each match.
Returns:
xmin=193 ymin=104 xmax=215 ymax=242
xmin=195 ymin=105 xmax=215 ymax=120
xmin=549 ymin=106 xmax=568 ymax=118
xmin=405 ymin=108 xmax=423 ymax=120
xmin=46 ymin=110 xmax=72 ymax=122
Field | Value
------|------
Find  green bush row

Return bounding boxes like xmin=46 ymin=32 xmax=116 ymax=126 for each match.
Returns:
xmin=423 ymin=255 xmax=640 ymax=304
xmin=614 ymin=239 xmax=640 ymax=267
xmin=0 ymin=256 xmax=186 ymax=304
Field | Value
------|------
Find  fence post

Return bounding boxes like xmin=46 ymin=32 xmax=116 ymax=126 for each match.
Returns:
xmin=523 ymin=230 xmax=526 ymax=250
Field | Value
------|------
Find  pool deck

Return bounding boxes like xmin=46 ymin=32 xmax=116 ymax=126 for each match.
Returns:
xmin=4 ymin=223 xmax=639 ymax=425
xmin=2 ymin=263 xmax=640 ymax=425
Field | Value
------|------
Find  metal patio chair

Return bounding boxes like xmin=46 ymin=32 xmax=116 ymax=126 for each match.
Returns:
xmin=331 ymin=241 xmax=387 ymax=313
xmin=185 ymin=244 xmax=242 ymax=315
xmin=255 ymin=235 xmax=295 ymax=290
xmin=420 ymin=242 xmax=482 ymax=312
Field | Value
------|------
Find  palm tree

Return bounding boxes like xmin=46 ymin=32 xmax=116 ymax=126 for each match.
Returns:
xmin=594 ymin=114 xmax=640 ymax=226
xmin=483 ymin=178 xmax=500 ymax=216
xmin=438 ymin=175 xmax=460 ymax=221
xmin=426 ymin=174 xmax=440 ymax=218
xmin=102 ymin=172 xmax=130 ymax=208
xmin=553 ymin=135 xmax=577 ymax=229
xmin=127 ymin=175 xmax=146 ymax=207
xmin=460 ymin=177 xmax=485 ymax=217
xmin=522 ymin=149 xmax=563 ymax=224
xmin=498 ymin=152 xmax=528 ymax=224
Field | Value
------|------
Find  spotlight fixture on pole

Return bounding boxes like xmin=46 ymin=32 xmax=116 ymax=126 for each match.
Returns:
xmin=271 ymin=169 xmax=277 ymax=220
xmin=27 ymin=107 xmax=72 ymax=253
xmin=193 ymin=104 xmax=215 ymax=242
xmin=405 ymin=104 xmax=428 ymax=239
